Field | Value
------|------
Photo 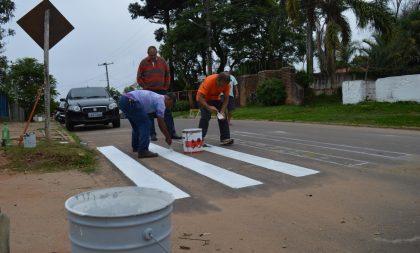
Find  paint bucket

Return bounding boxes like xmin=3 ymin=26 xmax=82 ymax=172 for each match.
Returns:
xmin=182 ymin=128 xmax=203 ymax=153
xmin=65 ymin=187 xmax=174 ymax=253
xmin=23 ymin=132 xmax=36 ymax=148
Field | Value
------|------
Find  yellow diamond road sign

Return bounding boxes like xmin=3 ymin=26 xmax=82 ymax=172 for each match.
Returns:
xmin=17 ymin=0 xmax=74 ymax=49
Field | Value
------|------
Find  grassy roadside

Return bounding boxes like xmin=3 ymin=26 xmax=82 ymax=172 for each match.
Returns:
xmin=174 ymin=96 xmax=420 ymax=129
xmin=0 ymin=124 xmax=97 ymax=173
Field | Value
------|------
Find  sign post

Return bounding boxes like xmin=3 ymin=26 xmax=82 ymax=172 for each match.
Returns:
xmin=17 ymin=0 xmax=74 ymax=141
xmin=44 ymin=9 xmax=50 ymax=140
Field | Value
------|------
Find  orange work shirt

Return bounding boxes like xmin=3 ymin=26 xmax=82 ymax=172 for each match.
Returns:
xmin=196 ymin=74 xmax=230 ymax=101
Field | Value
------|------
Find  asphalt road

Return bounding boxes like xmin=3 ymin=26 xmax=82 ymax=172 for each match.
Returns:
xmin=74 ymin=118 xmax=420 ymax=253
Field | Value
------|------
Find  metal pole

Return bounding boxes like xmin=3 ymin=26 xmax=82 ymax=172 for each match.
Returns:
xmin=205 ymin=0 xmax=212 ymax=75
xmin=98 ymin=62 xmax=113 ymax=91
xmin=44 ymin=8 xmax=50 ymax=140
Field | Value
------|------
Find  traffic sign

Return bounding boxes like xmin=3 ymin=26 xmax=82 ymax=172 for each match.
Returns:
xmin=17 ymin=0 xmax=74 ymax=49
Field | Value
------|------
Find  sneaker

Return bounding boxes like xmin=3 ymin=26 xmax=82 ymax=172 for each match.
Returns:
xmin=150 ymin=135 xmax=158 ymax=141
xmin=220 ymin=139 xmax=234 ymax=146
xmin=138 ymin=150 xmax=158 ymax=158
xmin=171 ymin=134 xmax=182 ymax=140
xmin=203 ymin=143 xmax=211 ymax=148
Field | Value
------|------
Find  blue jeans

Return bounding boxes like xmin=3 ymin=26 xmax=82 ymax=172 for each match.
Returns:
xmin=147 ymin=90 xmax=176 ymax=137
xmin=119 ymin=96 xmax=151 ymax=152
xmin=199 ymin=100 xmax=230 ymax=141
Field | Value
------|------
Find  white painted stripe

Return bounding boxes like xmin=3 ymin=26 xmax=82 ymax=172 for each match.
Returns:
xmin=97 ymin=146 xmax=190 ymax=199
xmin=203 ymin=145 xmax=320 ymax=177
xmin=148 ymin=143 xmax=263 ymax=189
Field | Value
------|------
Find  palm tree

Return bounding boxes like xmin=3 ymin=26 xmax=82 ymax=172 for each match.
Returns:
xmin=285 ymin=0 xmax=317 ymax=75
xmin=317 ymin=0 xmax=394 ymax=89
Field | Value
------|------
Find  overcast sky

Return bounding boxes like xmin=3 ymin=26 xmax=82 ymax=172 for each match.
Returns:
xmin=4 ymin=0 xmax=161 ymax=98
xmin=4 ymin=0 xmax=372 ymax=100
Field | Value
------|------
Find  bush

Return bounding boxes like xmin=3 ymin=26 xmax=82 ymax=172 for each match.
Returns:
xmin=173 ymin=100 xmax=190 ymax=112
xmin=256 ymin=78 xmax=286 ymax=106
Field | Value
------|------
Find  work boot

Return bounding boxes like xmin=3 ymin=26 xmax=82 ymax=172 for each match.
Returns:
xmin=138 ymin=150 xmax=158 ymax=158
xmin=220 ymin=138 xmax=234 ymax=146
xmin=150 ymin=134 xmax=158 ymax=141
xmin=171 ymin=134 xmax=182 ymax=140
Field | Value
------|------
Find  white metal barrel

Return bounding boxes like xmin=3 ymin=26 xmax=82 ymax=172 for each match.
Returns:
xmin=65 ymin=187 xmax=174 ymax=253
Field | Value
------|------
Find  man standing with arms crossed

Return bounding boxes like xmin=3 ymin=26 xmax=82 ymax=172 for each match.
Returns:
xmin=137 ymin=46 xmax=182 ymax=141
xmin=197 ymin=72 xmax=234 ymax=146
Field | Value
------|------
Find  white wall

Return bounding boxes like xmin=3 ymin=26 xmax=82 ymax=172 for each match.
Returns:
xmin=342 ymin=80 xmax=376 ymax=104
xmin=342 ymin=81 xmax=364 ymax=104
xmin=376 ymin=74 xmax=420 ymax=103
xmin=342 ymin=74 xmax=420 ymax=104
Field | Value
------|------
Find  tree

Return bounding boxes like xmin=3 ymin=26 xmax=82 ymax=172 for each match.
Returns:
xmin=316 ymin=0 xmax=394 ymax=88
xmin=0 ymin=0 xmax=15 ymax=52
xmin=3 ymin=58 xmax=58 ymax=117
xmin=128 ymin=0 xmax=188 ymax=87
xmin=357 ymin=8 xmax=420 ymax=77
xmin=285 ymin=0 xmax=317 ymax=75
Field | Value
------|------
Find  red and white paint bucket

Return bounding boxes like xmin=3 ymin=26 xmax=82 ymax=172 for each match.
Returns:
xmin=182 ymin=128 xmax=203 ymax=153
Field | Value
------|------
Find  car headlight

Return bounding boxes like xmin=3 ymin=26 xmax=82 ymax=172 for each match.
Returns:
xmin=69 ymin=105 xmax=81 ymax=112
xmin=109 ymin=102 xmax=118 ymax=110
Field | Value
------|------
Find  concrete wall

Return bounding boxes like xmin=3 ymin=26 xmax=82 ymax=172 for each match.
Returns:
xmin=376 ymin=74 xmax=420 ymax=102
xmin=342 ymin=74 xmax=420 ymax=104
xmin=342 ymin=80 xmax=376 ymax=104
xmin=238 ymin=67 xmax=303 ymax=106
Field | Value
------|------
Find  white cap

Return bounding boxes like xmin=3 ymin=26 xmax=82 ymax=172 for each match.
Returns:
xmin=224 ymin=66 xmax=230 ymax=72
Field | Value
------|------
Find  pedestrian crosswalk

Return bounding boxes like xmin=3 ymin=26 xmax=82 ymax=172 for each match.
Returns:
xmin=98 ymin=143 xmax=319 ymax=200
xmin=97 ymin=146 xmax=190 ymax=199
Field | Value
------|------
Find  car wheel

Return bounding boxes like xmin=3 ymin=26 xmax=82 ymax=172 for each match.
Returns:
xmin=65 ymin=117 xmax=74 ymax=131
xmin=112 ymin=118 xmax=121 ymax=128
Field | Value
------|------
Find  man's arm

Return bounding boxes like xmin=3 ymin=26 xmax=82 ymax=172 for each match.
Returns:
xmin=157 ymin=117 xmax=172 ymax=145
xmin=198 ymin=93 xmax=218 ymax=113
xmin=137 ymin=61 xmax=145 ymax=88
xmin=163 ymin=58 xmax=171 ymax=90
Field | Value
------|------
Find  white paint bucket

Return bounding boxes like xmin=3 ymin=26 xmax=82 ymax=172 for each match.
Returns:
xmin=182 ymin=128 xmax=203 ymax=153
xmin=23 ymin=132 xmax=36 ymax=148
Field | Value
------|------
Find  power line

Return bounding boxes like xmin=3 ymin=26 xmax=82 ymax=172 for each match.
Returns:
xmin=98 ymin=62 xmax=114 ymax=91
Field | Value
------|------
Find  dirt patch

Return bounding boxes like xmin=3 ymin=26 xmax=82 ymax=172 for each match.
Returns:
xmin=0 ymin=154 xmax=128 ymax=253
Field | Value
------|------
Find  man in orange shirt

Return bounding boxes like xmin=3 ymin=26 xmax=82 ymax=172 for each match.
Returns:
xmin=196 ymin=72 xmax=234 ymax=146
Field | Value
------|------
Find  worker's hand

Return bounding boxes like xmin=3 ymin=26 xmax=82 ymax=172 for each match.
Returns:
xmin=207 ymin=105 xmax=218 ymax=113
xmin=165 ymin=136 xmax=172 ymax=146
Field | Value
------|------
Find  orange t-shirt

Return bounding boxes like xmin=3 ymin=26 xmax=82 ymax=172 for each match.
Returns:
xmin=196 ymin=74 xmax=230 ymax=101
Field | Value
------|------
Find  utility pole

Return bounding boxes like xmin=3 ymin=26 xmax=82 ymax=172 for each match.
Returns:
xmin=98 ymin=62 xmax=113 ymax=91
xmin=205 ymin=0 xmax=212 ymax=75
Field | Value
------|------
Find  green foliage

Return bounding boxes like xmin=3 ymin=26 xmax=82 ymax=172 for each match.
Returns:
xmin=108 ymin=87 xmax=121 ymax=98
xmin=355 ymin=9 xmax=420 ymax=77
xmin=256 ymin=78 xmax=286 ymax=106
xmin=173 ymin=100 xmax=190 ymax=112
xmin=0 ymin=0 xmax=15 ymax=51
xmin=295 ymin=70 xmax=313 ymax=89
xmin=2 ymin=58 xmax=58 ymax=117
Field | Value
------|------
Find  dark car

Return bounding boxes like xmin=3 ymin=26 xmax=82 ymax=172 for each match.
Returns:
xmin=54 ymin=101 xmax=66 ymax=124
xmin=63 ymin=87 xmax=120 ymax=131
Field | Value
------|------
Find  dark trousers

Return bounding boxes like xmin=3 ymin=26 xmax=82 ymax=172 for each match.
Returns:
xmin=119 ymin=96 xmax=150 ymax=152
xmin=199 ymin=100 xmax=230 ymax=141
xmin=147 ymin=90 xmax=176 ymax=137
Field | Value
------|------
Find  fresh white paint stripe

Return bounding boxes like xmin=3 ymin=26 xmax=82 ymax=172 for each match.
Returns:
xmin=148 ymin=143 xmax=263 ymax=189
xmin=97 ymin=146 xmax=190 ymax=199
xmin=203 ymin=145 xmax=319 ymax=177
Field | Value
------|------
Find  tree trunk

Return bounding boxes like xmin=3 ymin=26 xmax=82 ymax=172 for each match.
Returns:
xmin=164 ymin=10 xmax=175 ymax=89
xmin=306 ymin=9 xmax=313 ymax=75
